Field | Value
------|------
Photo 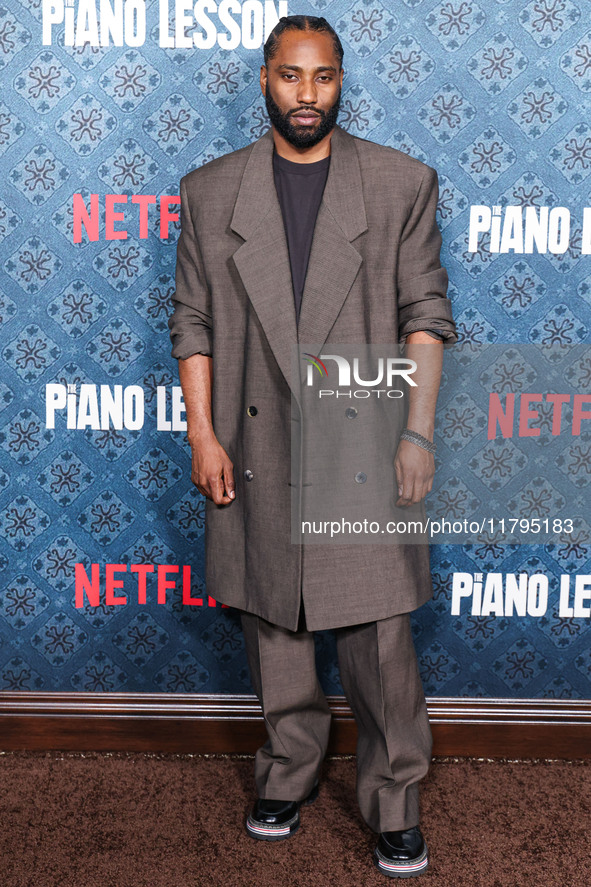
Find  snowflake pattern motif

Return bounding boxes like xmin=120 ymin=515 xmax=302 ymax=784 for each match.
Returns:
xmin=467 ymin=32 xmax=528 ymax=94
xmin=192 ymin=49 xmax=254 ymax=109
xmin=10 ymin=144 xmax=69 ymax=206
xmin=0 ymin=7 xmax=30 ymax=71
xmin=539 ymin=611 xmax=584 ymax=648
xmin=495 ymin=638 xmax=547 ymax=690
xmin=92 ymin=240 xmax=153 ymax=293
xmin=336 ymin=83 xmax=385 ymax=135
xmin=134 ymin=274 xmax=175 ymax=333
xmin=186 ymin=137 xmax=235 ymax=173
xmin=449 ymin=226 xmax=498 ymax=278
xmin=418 ymin=82 xmax=476 ymax=144
xmin=0 ymin=657 xmax=44 ymax=691
xmin=37 ymin=450 xmax=95 ymax=506
xmin=143 ymin=94 xmax=204 ymax=157
xmin=336 ymin=0 xmax=397 ymax=58
xmin=549 ymin=122 xmax=591 ymax=183
xmin=56 ymin=93 xmax=117 ymax=155
xmin=47 ymin=279 xmax=107 ymax=337
xmin=0 ymin=408 xmax=53 ymax=466
xmin=454 ymin=306 xmax=498 ymax=343
xmin=374 ymin=35 xmax=434 ymax=98
xmin=112 ymin=613 xmax=168 ymax=668
xmin=0 ymin=576 xmax=50 ymax=629
xmin=468 ymin=439 xmax=527 ymax=491
xmin=98 ymin=138 xmax=159 ymax=192
xmin=2 ymin=324 xmax=61 ymax=382
xmin=85 ymin=316 xmax=145 ymax=376
xmin=14 ymin=50 xmax=76 ymax=113
xmin=32 ymin=535 xmax=90 ymax=593
xmin=154 ymin=652 xmax=210 ymax=691
xmin=499 ymin=171 xmax=559 ymax=210
xmin=4 ymin=236 xmax=62 ymax=293
xmin=31 ymin=612 xmax=88 ymax=666
xmin=459 ymin=126 xmax=516 ymax=187
xmin=561 ymin=29 xmax=591 ymax=91
xmin=519 ymin=0 xmax=580 ymax=49
xmin=429 ymin=476 xmax=480 ymax=521
xmin=167 ymin=488 xmax=206 ymax=544
xmin=507 ymin=77 xmax=568 ymax=139
xmin=506 ymin=476 xmax=566 ymax=520
xmin=419 ymin=642 xmax=461 ymax=694
xmin=490 ymin=262 xmax=547 ymax=317
xmin=426 ymin=1 xmax=486 ymax=52
xmin=100 ymin=51 xmax=161 ymax=111
xmin=454 ymin=614 xmax=511 ymax=652
xmin=0 ymin=494 xmax=50 ymax=550
xmin=77 ymin=491 xmax=134 ymax=545
xmin=125 ymin=446 xmax=183 ymax=501
xmin=70 ymin=653 xmax=127 ymax=691
xmin=529 ymin=305 xmax=587 ymax=344
xmin=440 ymin=393 xmax=487 ymax=451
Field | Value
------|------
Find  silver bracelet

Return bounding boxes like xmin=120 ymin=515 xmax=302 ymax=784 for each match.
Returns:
xmin=399 ymin=428 xmax=437 ymax=454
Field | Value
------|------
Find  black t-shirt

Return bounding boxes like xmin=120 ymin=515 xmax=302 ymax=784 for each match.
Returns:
xmin=272 ymin=145 xmax=445 ymax=341
xmin=272 ymin=148 xmax=330 ymax=323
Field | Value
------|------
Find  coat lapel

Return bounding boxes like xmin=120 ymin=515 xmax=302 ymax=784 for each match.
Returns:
xmin=296 ymin=125 xmax=368 ymax=346
xmin=230 ymin=123 xmax=368 ymax=398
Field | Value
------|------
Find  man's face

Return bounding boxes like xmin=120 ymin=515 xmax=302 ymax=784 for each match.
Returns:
xmin=261 ymin=30 xmax=343 ymax=149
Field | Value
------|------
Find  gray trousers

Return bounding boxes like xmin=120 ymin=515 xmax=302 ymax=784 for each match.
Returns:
xmin=240 ymin=610 xmax=433 ymax=833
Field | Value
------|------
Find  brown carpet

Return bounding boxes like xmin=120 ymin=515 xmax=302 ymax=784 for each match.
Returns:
xmin=0 ymin=752 xmax=589 ymax=887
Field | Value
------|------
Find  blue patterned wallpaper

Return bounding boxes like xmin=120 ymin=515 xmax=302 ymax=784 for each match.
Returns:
xmin=0 ymin=0 xmax=590 ymax=698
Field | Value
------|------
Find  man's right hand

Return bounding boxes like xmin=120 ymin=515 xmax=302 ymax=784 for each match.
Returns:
xmin=190 ymin=438 xmax=235 ymax=505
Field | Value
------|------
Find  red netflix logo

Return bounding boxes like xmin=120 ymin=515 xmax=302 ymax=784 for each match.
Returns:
xmin=488 ymin=393 xmax=591 ymax=439
xmin=72 ymin=193 xmax=180 ymax=243
xmin=75 ymin=563 xmax=226 ymax=608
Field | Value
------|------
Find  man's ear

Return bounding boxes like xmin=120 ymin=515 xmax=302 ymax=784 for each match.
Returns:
xmin=260 ymin=64 xmax=267 ymax=96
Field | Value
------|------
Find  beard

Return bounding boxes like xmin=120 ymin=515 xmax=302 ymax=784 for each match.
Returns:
xmin=264 ymin=80 xmax=341 ymax=149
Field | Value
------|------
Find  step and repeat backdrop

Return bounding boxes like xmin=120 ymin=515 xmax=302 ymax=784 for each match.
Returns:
xmin=0 ymin=0 xmax=590 ymax=700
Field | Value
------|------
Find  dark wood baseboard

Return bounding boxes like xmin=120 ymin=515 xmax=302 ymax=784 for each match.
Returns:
xmin=0 ymin=694 xmax=589 ymax=759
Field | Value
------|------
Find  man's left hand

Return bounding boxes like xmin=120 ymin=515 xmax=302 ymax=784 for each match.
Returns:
xmin=394 ymin=438 xmax=435 ymax=506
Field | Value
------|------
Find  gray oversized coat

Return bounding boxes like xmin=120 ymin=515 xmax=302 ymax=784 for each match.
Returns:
xmin=168 ymin=123 xmax=457 ymax=632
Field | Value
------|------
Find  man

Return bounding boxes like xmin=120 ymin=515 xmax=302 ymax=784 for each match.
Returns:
xmin=169 ymin=14 xmax=457 ymax=879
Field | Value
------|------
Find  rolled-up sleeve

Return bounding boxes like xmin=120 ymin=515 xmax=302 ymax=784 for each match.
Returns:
xmin=168 ymin=175 xmax=213 ymax=359
xmin=397 ymin=167 xmax=457 ymax=344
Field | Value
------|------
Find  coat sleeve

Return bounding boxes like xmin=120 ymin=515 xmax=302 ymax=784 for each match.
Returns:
xmin=168 ymin=175 xmax=213 ymax=359
xmin=397 ymin=166 xmax=458 ymax=344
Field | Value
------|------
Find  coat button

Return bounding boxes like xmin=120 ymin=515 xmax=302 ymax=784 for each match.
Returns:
xmin=345 ymin=407 xmax=358 ymax=419
xmin=244 ymin=469 xmax=254 ymax=481
xmin=247 ymin=405 xmax=257 ymax=417
xmin=355 ymin=472 xmax=367 ymax=484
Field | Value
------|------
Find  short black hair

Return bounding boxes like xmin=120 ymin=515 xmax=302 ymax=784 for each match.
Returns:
xmin=263 ymin=15 xmax=344 ymax=70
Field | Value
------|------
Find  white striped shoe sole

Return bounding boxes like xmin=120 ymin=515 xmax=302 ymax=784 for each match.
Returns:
xmin=246 ymin=812 xmax=300 ymax=841
xmin=374 ymin=844 xmax=429 ymax=878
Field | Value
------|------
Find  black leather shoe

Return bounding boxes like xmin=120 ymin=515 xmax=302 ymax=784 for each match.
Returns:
xmin=245 ymin=781 xmax=319 ymax=841
xmin=373 ymin=826 xmax=429 ymax=878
